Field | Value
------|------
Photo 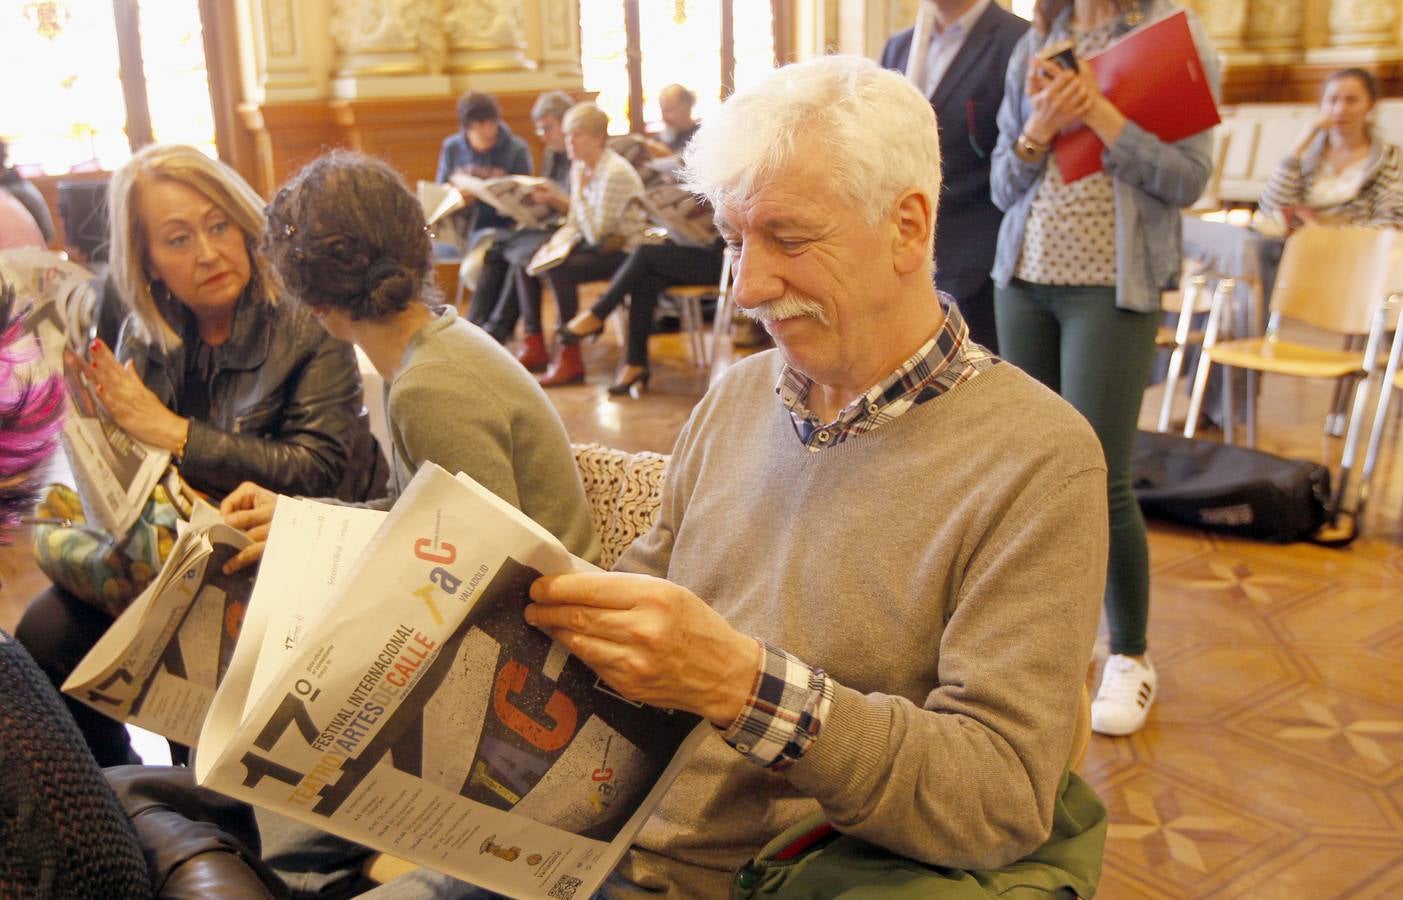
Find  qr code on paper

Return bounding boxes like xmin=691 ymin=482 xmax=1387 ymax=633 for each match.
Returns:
xmin=548 ymin=874 xmax=583 ymax=899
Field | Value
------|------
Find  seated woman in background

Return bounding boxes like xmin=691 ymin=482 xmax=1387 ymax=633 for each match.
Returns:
xmin=1260 ymin=68 xmax=1403 ymax=229
xmin=16 ymin=143 xmax=386 ymax=767
xmin=220 ymin=150 xmax=599 ymax=572
xmin=560 ymin=236 xmax=724 ymax=397
xmin=531 ymin=102 xmax=650 ymax=387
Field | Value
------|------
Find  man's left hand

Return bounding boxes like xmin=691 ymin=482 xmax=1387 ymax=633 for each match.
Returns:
xmin=526 ymin=572 xmax=761 ymax=728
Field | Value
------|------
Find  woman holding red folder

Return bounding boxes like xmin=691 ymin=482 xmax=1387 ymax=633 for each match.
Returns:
xmin=990 ymin=0 xmax=1218 ymax=737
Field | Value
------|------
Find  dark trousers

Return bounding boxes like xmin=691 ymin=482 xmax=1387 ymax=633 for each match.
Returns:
xmin=588 ymin=242 xmax=725 ymax=366
xmin=15 ymin=586 xmax=140 ymax=767
xmin=464 ymin=240 xmax=510 ymax=333
xmin=995 ymin=279 xmax=1159 ymax=657
xmin=468 ymin=228 xmax=553 ymax=342
xmin=540 ymin=246 xmax=628 ymax=334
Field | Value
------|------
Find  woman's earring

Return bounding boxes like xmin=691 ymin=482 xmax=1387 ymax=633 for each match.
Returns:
xmin=149 ymin=279 xmax=171 ymax=304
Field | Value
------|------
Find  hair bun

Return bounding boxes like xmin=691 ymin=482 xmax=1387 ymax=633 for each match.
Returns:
xmin=364 ymin=256 xmax=401 ymax=294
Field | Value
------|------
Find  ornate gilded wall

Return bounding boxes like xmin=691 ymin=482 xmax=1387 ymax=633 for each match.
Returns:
xmin=233 ymin=0 xmax=584 ymax=195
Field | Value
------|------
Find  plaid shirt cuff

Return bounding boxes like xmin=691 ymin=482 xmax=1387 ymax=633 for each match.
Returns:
xmin=721 ymin=641 xmax=834 ymax=771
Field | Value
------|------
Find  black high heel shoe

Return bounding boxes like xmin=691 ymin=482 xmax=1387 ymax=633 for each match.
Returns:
xmin=607 ymin=367 xmax=651 ymax=398
xmin=558 ymin=316 xmax=605 ymax=346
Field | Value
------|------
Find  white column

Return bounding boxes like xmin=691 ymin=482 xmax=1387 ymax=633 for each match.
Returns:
xmin=236 ymin=0 xmax=331 ymax=103
xmin=792 ymin=0 xmax=841 ymax=61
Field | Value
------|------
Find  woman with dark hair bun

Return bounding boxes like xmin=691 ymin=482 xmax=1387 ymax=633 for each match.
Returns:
xmin=220 ymin=150 xmax=599 ymax=572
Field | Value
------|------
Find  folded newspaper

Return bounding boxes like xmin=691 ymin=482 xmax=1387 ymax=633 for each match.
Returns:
xmin=635 ymin=185 xmax=718 ymax=249
xmin=608 ymin=135 xmax=675 ymax=189
xmin=0 ymin=247 xmax=170 ymax=535
xmin=445 ymin=173 xmax=558 ymax=230
xmin=195 ymin=464 xmax=707 ymax=899
xmin=61 ymin=499 xmax=258 ymax=746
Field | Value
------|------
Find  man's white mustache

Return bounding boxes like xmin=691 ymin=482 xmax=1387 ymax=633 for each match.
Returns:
xmin=740 ymin=294 xmax=829 ymax=326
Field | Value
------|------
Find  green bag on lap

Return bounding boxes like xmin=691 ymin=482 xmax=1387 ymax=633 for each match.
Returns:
xmin=732 ymin=771 xmax=1107 ymax=899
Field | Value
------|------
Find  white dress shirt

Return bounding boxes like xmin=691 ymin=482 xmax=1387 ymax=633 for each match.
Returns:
xmin=921 ymin=0 xmax=993 ymax=97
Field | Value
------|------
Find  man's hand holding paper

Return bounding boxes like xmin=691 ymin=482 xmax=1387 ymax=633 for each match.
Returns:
xmin=526 ymin=571 xmax=763 ymax=728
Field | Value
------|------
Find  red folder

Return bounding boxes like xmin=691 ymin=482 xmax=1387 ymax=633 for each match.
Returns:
xmin=1052 ymin=10 xmax=1220 ymax=183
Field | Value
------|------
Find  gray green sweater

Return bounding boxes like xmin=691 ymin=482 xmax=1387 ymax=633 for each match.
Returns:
xmin=611 ymin=351 xmax=1108 ymax=896
xmin=365 ymin=306 xmax=599 ymax=563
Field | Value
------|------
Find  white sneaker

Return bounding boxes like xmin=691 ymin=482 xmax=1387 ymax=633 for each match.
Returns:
xmin=1091 ymin=654 xmax=1157 ymax=736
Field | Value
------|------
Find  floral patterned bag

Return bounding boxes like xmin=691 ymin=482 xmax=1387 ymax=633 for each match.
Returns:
xmin=32 ymin=468 xmax=195 ymax=618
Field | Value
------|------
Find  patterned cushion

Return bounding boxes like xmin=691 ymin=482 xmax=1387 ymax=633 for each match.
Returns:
xmin=571 ymin=443 xmax=669 ymax=569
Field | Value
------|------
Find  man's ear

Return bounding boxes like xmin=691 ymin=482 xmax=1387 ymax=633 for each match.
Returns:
xmin=890 ymin=188 xmax=932 ymax=276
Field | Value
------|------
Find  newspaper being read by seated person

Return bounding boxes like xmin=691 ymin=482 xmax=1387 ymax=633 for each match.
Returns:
xmin=561 ymin=82 xmax=725 ymax=399
xmin=14 ymin=144 xmax=385 ymax=770
xmin=369 ymin=54 xmax=1110 ymax=898
xmin=435 ymin=91 xmax=534 ymax=253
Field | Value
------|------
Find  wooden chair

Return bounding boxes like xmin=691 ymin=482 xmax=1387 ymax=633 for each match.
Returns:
xmin=1184 ymin=225 xmax=1402 ymax=519
xmin=658 ymin=246 xmax=733 ymax=368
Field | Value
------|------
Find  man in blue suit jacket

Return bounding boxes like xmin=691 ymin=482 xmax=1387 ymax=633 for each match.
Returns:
xmin=881 ymin=1 xmax=1026 ymax=352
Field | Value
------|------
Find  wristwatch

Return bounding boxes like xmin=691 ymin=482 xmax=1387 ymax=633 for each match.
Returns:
xmin=1014 ymin=132 xmax=1049 ymax=164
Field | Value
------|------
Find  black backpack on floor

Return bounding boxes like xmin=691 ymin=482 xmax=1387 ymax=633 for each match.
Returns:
xmin=1131 ymin=430 xmax=1334 ymax=544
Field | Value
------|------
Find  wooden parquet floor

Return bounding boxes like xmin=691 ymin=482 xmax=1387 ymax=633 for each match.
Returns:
xmin=2 ymin=323 xmax=1401 ymax=898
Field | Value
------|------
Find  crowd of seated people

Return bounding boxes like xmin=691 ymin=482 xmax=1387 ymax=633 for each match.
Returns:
xmin=459 ymin=84 xmax=731 ymax=397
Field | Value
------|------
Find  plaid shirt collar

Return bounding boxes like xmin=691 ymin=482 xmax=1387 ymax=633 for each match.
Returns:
xmin=776 ymin=295 xmax=998 ymax=451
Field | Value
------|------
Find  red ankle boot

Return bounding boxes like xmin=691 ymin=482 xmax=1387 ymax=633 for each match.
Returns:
xmin=515 ymin=333 xmax=549 ymax=372
xmin=537 ymin=343 xmax=585 ymax=387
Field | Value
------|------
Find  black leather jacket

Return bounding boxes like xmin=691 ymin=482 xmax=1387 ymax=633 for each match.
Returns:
xmin=118 ymin=293 xmax=387 ymax=502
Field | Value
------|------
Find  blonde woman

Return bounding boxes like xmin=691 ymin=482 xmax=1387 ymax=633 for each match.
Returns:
xmin=16 ymin=144 xmax=385 ymax=767
xmin=532 ymin=103 xmax=649 ymax=386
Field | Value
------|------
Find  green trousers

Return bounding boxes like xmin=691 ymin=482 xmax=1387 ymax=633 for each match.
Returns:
xmin=995 ymin=279 xmax=1158 ymax=657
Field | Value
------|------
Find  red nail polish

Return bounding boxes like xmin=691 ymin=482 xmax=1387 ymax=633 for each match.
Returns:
xmin=90 ymin=338 xmax=102 ymax=354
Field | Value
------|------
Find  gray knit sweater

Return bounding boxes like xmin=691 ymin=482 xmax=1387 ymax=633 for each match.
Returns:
xmin=364 ymin=306 xmax=599 ymax=563
xmin=611 ymin=351 xmax=1108 ymax=896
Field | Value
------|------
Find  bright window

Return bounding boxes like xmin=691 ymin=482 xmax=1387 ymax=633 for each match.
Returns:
xmin=580 ymin=0 xmax=776 ymax=135
xmin=0 ymin=0 xmax=216 ymax=174
xmin=579 ymin=0 xmax=632 ymax=134
xmin=140 ymin=0 xmax=216 ymax=153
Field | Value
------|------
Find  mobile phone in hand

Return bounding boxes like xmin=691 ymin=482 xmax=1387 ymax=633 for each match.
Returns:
xmin=1038 ymin=39 xmax=1078 ymax=73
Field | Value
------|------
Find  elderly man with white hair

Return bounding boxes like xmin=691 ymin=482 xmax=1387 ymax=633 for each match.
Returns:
xmin=372 ymin=54 xmax=1111 ymax=898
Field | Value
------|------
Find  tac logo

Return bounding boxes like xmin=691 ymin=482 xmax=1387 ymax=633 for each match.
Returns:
xmin=411 ymin=535 xmax=462 ymax=625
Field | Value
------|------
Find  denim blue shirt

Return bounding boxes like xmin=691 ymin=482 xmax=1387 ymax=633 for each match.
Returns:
xmin=435 ymin=121 xmax=534 ymax=232
xmin=990 ymin=0 xmax=1220 ymax=313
